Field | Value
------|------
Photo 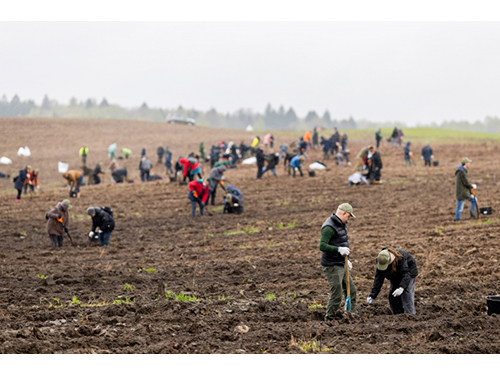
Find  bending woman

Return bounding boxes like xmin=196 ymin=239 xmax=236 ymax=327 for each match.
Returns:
xmin=367 ymin=247 xmax=418 ymax=315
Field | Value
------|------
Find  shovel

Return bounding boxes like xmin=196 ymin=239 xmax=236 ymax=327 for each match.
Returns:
xmin=344 ymin=255 xmax=351 ymax=311
xmin=472 ymin=188 xmax=480 ymax=219
xmin=64 ymin=227 xmax=78 ymax=247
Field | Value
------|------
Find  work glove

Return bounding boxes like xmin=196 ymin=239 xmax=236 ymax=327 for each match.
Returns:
xmin=36 ymin=186 xmax=40 ymax=189
xmin=367 ymin=297 xmax=373 ymax=304
xmin=338 ymin=247 xmax=350 ymax=256
xmin=392 ymin=287 xmax=404 ymax=297
xmin=98 ymin=230 xmax=103 ymax=234
xmin=472 ymin=184 xmax=477 ymax=189
xmin=64 ymin=227 xmax=69 ymax=233
xmin=26 ymin=173 xmax=30 ymax=178
xmin=348 ymin=260 xmax=352 ymax=271
xmin=420 ymin=156 xmax=423 ymax=159
xmin=431 ymin=155 xmax=434 ymax=159
xmin=57 ymin=216 xmax=63 ymax=223
xmin=89 ymin=231 xmax=94 ymax=238
xmin=200 ymin=202 xmax=205 ymax=208
xmin=193 ymin=191 xmax=198 ymax=198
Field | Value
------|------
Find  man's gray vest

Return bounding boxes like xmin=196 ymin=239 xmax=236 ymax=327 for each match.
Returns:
xmin=320 ymin=214 xmax=349 ymax=266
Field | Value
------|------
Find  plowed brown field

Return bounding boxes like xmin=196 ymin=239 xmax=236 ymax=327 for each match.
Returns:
xmin=1 ymin=118 xmax=499 ymax=354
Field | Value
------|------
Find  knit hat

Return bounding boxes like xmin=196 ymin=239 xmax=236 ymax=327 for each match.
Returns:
xmin=62 ymin=199 xmax=72 ymax=208
xmin=377 ymin=249 xmax=395 ymax=271
xmin=338 ymin=203 xmax=355 ymax=218
xmin=87 ymin=207 xmax=95 ymax=216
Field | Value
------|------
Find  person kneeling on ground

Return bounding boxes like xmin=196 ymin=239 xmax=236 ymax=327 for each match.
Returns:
xmin=45 ymin=199 xmax=72 ymax=248
xmin=87 ymin=207 xmax=115 ymax=246
xmin=367 ymin=247 xmax=418 ymax=315
xmin=112 ymin=168 xmax=129 ymax=183
xmin=92 ymin=162 xmax=104 ymax=185
xmin=188 ymin=179 xmax=209 ymax=217
xmin=348 ymin=171 xmax=368 ymax=186
xmin=223 ymin=184 xmax=244 ymax=214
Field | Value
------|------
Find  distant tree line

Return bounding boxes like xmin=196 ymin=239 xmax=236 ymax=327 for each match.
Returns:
xmin=1 ymin=94 xmax=499 ymax=133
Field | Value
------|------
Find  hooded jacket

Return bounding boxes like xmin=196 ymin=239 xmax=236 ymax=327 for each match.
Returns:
xmin=226 ymin=185 xmax=244 ymax=204
xmin=46 ymin=202 xmax=69 ymax=236
xmin=14 ymin=168 xmax=28 ymax=190
xmin=455 ymin=165 xmax=473 ymax=201
xmin=208 ymin=165 xmax=226 ymax=188
xmin=404 ymin=142 xmax=412 ymax=160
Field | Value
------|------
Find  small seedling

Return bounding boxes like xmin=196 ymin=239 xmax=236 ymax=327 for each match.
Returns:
xmin=264 ymin=293 xmax=276 ymax=300
xmin=123 ymin=283 xmax=135 ymax=292
xmin=69 ymin=295 xmax=81 ymax=306
xmin=36 ymin=273 xmax=47 ymax=279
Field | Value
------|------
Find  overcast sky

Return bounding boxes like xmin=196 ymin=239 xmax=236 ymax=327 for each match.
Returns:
xmin=1 ymin=20 xmax=500 ymax=125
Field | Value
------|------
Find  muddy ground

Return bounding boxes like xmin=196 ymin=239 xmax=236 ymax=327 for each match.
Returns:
xmin=1 ymin=118 xmax=500 ymax=354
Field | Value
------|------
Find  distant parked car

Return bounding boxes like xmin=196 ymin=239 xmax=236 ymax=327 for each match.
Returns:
xmin=166 ymin=113 xmax=196 ymax=126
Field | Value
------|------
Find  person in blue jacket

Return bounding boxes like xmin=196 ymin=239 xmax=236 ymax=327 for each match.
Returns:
xmin=289 ymin=155 xmax=305 ymax=177
xmin=223 ymin=184 xmax=244 ymax=214
xmin=14 ymin=165 xmax=32 ymax=202
xmin=320 ymin=136 xmax=331 ymax=160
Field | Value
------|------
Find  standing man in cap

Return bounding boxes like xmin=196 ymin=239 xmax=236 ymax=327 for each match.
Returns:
xmin=87 ymin=207 xmax=115 ymax=246
xmin=319 ymin=203 xmax=358 ymax=320
xmin=45 ymin=199 xmax=72 ymax=248
xmin=421 ymin=143 xmax=434 ymax=166
xmin=367 ymin=247 xmax=418 ymax=315
xmin=455 ymin=157 xmax=477 ymax=220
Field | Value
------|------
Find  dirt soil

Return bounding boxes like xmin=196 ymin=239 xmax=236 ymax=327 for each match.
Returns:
xmin=1 ymin=118 xmax=500 ymax=354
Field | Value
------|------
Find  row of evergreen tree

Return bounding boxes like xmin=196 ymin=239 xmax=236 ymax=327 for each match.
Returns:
xmin=0 ymin=94 xmax=360 ymax=130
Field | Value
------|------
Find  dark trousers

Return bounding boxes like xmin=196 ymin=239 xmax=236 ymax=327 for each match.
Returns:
xmin=256 ymin=164 xmax=264 ymax=179
xmin=76 ymin=175 xmax=83 ymax=192
xmin=93 ymin=174 xmax=101 ymax=185
xmin=23 ymin=184 xmax=34 ymax=194
xmin=424 ymin=160 xmax=431 ymax=166
xmin=141 ymin=170 xmax=150 ymax=182
xmin=261 ymin=166 xmax=277 ymax=177
xmin=165 ymin=164 xmax=173 ymax=174
xmin=49 ymin=235 xmax=63 ymax=248
xmin=388 ymin=278 xmax=416 ymax=315
xmin=292 ymin=166 xmax=303 ymax=177
xmin=99 ymin=231 xmax=112 ymax=246
xmin=16 ymin=189 xmax=22 ymax=200
xmin=209 ymin=185 xmax=218 ymax=205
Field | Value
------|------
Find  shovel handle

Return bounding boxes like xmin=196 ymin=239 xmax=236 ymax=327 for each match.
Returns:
xmin=345 ymin=255 xmax=350 ymax=297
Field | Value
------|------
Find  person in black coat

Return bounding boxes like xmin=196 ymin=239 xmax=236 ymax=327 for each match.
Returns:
xmin=14 ymin=165 xmax=31 ymax=202
xmin=92 ymin=163 xmax=104 ymax=185
xmin=157 ymin=145 xmax=165 ymax=164
xmin=87 ymin=207 xmax=115 ymax=246
xmin=112 ymin=168 xmax=128 ymax=183
xmin=421 ymin=143 xmax=434 ymax=166
xmin=255 ymin=147 xmax=266 ymax=179
xmin=367 ymin=146 xmax=382 ymax=184
xmin=367 ymin=247 xmax=418 ymax=315
xmin=261 ymin=153 xmax=279 ymax=177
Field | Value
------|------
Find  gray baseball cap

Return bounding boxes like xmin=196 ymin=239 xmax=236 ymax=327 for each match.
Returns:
xmin=338 ymin=203 xmax=355 ymax=218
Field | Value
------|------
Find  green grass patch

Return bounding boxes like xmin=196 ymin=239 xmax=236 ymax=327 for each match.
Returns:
xmin=123 ymin=283 xmax=135 ymax=292
xmin=264 ymin=293 xmax=276 ymax=300
xmin=224 ymin=227 xmax=260 ymax=235
xmin=141 ymin=267 xmax=158 ymax=273
xmin=267 ymin=242 xmax=283 ymax=247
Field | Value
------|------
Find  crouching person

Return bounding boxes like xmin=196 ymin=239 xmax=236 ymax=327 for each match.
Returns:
xmin=367 ymin=247 xmax=418 ymax=315
xmin=87 ymin=207 xmax=115 ymax=246
xmin=223 ymin=185 xmax=244 ymax=214
xmin=46 ymin=199 xmax=72 ymax=248
xmin=188 ymin=179 xmax=209 ymax=217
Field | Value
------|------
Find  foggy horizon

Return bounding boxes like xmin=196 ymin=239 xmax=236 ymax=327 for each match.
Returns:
xmin=1 ymin=21 xmax=500 ymax=126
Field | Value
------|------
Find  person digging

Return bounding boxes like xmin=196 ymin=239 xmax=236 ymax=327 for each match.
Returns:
xmin=319 ymin=203 xmax=358 ymax=320
xmin=45 ymin=199 xmax=72 ymax=248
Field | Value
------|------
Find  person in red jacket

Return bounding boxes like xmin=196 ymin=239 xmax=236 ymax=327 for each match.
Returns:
xmin=188 ymin=179 xmax=209 ymax=217
xmin=180 ymin=156 xmax=201 ymax=183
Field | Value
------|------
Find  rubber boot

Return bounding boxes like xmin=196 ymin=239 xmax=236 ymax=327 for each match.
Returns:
xmin=470 ymin=210 xmax=476 ymax=219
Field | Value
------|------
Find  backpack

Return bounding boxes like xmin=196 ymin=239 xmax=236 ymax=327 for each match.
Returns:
xmin=101 ymin=206 xmax=114 ymax=217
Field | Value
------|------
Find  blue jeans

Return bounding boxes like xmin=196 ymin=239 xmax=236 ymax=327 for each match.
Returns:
xmin=189 ymin=191 xmax=204 ymax=216
xmin=99 ymin=231 xmax=112 ymax=246
xmin=455 ymin=195 xmax=477 ymax=220
xmin=261 ymin=166 xmax=277 ymax=176
xmin=76 ymin=175 xmax=84 ymax=192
